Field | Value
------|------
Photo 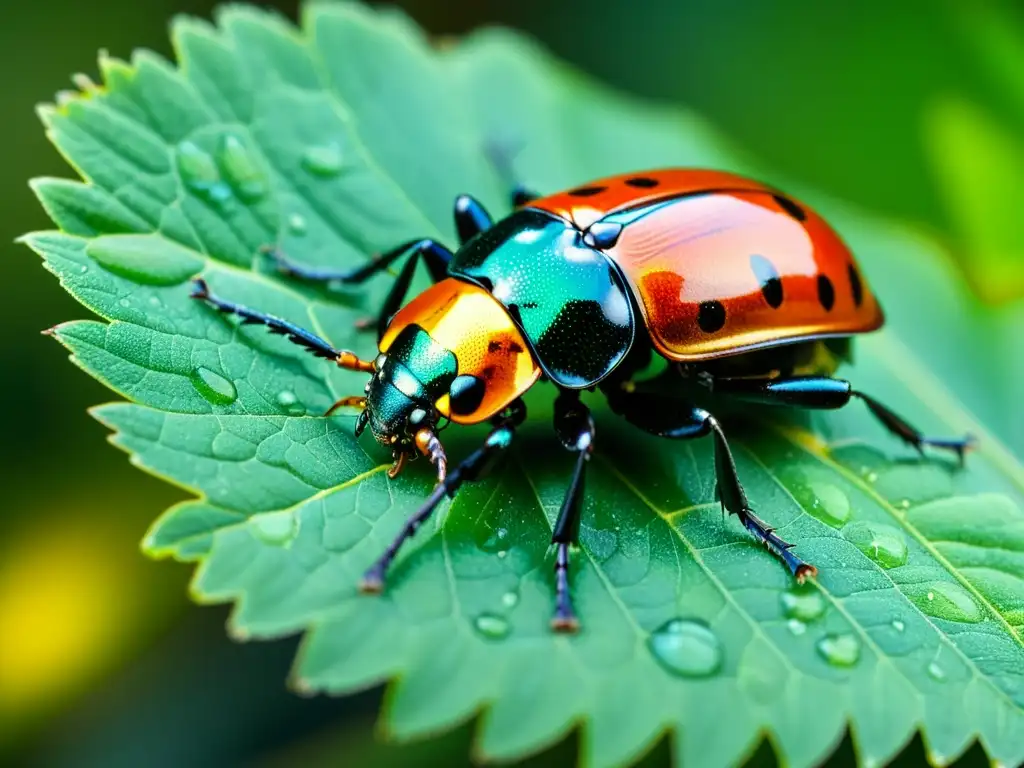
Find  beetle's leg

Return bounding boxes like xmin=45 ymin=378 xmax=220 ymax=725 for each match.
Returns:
xmin=265 ymin=238 xmax=451 ymax=285
xmin=266 ymin=238 xmax=453 ymax=340
xmin=510 ymin=185 xmax=539 ymax=208
xmin=482 ymin=139 xmax=539 ymax=208
xmin=360 ymin=402 xmax=526 ymax=593
xmin=190 ymin=278 xmax=374 ymax=372
xmin=547 ymin=390 xmax=596 ymax=633
xmin=605 ymin=387 xmax=816 ymax=581
xmin=454 ymin=194 xmax=494 ymax=245
xmin=710 ymin=376 xmax=975 ymax=465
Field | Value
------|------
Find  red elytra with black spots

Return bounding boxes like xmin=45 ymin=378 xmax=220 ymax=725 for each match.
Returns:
xmin=528 ymin=169 xmax=884 ymax=361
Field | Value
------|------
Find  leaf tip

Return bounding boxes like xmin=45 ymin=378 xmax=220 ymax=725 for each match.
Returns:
xmin=288 ymin=675 xmax=319 ymax=698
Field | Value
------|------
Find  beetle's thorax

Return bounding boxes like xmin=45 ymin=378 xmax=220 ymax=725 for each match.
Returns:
xmin=360 ymin=278 xmax=541 ymax=448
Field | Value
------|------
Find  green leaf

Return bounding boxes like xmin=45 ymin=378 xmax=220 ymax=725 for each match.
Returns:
xmin=24 ymin=3 xmax=1024 ymax=767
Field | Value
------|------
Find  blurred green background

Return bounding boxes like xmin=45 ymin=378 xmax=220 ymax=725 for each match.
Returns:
xmin=3 ymin=1 xmax=1021 ymax=765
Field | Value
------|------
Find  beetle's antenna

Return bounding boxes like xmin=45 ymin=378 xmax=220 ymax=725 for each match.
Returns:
xmin=324 ymin=396 xmax=367 ymax=417
xmin=414 ymin=429 xmax=447 ymax=483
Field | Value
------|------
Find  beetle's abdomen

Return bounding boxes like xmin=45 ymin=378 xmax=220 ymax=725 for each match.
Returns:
xmin=601 ymin=190 xmax=883 ymax=360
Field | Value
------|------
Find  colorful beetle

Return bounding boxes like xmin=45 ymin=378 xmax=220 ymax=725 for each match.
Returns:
xmin=191 ymin=168 xmax=972 ymax=632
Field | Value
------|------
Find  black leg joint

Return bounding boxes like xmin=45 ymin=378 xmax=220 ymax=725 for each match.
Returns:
xmin=454 ymin=194 xmax=494 ymax=245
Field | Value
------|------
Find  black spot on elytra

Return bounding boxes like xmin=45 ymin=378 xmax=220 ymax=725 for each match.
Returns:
xmin=507 ymin=303 xmax=523 ymax=324
xmin=625 ymin=177 xmax=659 ymax=188
xmin=509 ymin=341 xmax=524 ymax=354
xmin=697 ymin=301 xmax=726 ymax=333
xmin=817 ymin=275 xmax=835 ymax=311
xmin=487 ymin=340 xmax=502 ymax=353
xmin=848 ymin=264 xmax=863 ymax=306
xmin=749 ymin=254 xmax=783 ymax=308
xmin=521 ymin=301 xmax=539 ymax=309
xmin=567 ymin=186 xmax=606 ymax=197
xmin=773 ymin=194 xmax=806 ymax=221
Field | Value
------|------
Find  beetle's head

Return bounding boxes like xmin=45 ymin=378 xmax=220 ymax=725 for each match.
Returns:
xmin=351 ymin=278 xmax=540 ymax=479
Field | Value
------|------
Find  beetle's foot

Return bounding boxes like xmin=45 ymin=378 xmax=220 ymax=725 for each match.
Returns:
xmin=359 ymin=565 xmax=386 ymax=594
xmin=920 ymin=433 xmax=976 ymax=467
xmin=550 ymin=542 xmax=579 ymax=633
xmin=737 ymin=505 xmax=815 ymax=580
xmin=551 ymin=608 xmax=580 ymax=634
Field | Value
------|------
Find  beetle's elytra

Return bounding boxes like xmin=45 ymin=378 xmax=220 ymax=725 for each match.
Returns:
xmin=191 ymin=168 xmax=973 ymax=632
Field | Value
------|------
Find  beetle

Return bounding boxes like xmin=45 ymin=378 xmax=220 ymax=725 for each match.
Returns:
xmin=191 ymin=168 xmax=972 ymax=632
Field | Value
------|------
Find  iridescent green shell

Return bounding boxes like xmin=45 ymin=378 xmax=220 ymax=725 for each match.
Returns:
xmin=448 ymin=209 xmax=635 ymax=388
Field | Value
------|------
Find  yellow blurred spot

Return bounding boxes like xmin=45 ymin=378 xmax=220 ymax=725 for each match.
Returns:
xmin=0 ymin=522 xmax=138 ymax=721
xmin=775 ymin=423 xmax=831 ymax=456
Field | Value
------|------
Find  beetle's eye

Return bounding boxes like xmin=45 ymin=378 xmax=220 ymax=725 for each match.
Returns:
xmin=448 ymin=374 xmax=486 ymax=415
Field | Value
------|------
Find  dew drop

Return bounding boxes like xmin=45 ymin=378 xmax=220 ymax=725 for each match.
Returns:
xmin=892 ymin=619 xmax=905 ymax=633
xmin=497 ymin=550 xmax=508 ymax=559
xmin=910 ymin=581 xmax=983 ymax=623
xmin=86 ymin=234 xmax=204 ymax=286
xmin=287 ymin=213 xmax=308 ymax=235
xmin=217 ymin=134 xmax=268 ymax=202
xmin=501 ymin=590 xmax=519 ymax=608
xmin=477 ymin=526 xmax=509 ymax=553
xmin=816 ymin=633 xmax=861 ymax=667
xmin=252 ymin=510 xmax=297 ymax=545
xmin=275 ymin=390 xmax=304 ymax=415
xmin=177 ymin=140 xmax=232 ymax=204
xmin=119 ymin=298 xmax=130 ymax=308
xmin=842 ymin=521 xmax=908 ymax=568
xmin=787 ymin=619 xmax=807 ymax=636
xmin=302 ymin=142 xmax=344 ymax=177
xmin=781 ymin=589 xmax=825 ymax=622
xmin=474 ymin=613 xmax=509 ymax=640
xmin=648 ymin=619 xmax=722 ymax=678
xmin=190 ymin=366 xmax=237 ymax=405
xmin=804 ymin=479 xmax=851 ymax=527
xmin=79 ymin=265 xmax=88 ymax=274
xmin=866 ymin=472 xmax=879 ymax=483
xmin=927 ymin=661 xmax=946 ymax=682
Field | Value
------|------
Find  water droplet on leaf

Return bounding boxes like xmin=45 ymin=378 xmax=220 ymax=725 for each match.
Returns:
xmin=842 ymin=521 xmax=908 ymax=568
xmin=501 ymin=590 xmax=519 ymax=608
xmin=477 ymin=526 xmax=509 ymax=553
xmin=474 ymin=613 xmax=509 ymax=640
xmin=927 ymin=661 xmax=946 ymax=681
xmin=190 ymin=366 xmax=237 ymax=405
xmin=178 ymin=140 xmax=232 ymax=204
xmin=275 ymin=390 xmax=303 ymax=415
xmin=892 ymin=619 xmax=905 ymax=632
xmin=816 ymin=633 xmax=861 ymax=667
xmin=86 ymin=234 xmax=204 ymax=286
xmin=302 ymin=142 xmax=344 ymax=176
xmin=287 ymin=213 xmax=307 ymax=235
xmin=805 ymin=479 xmax=851 ymax=527
xmin=252 ymin=510 xmax=297 ymax=545
xmin=910 ymin=581 xmax=983 ymax=623
xmin=217 ymin=134 xmax=268 ymax=202
xmin=648 ymin=619 xmax=722 ymax=678
xmin=787 ymin=619 xmax=807 ymax=635
xmin=781 ymin=589 xmax=825 ymax=622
